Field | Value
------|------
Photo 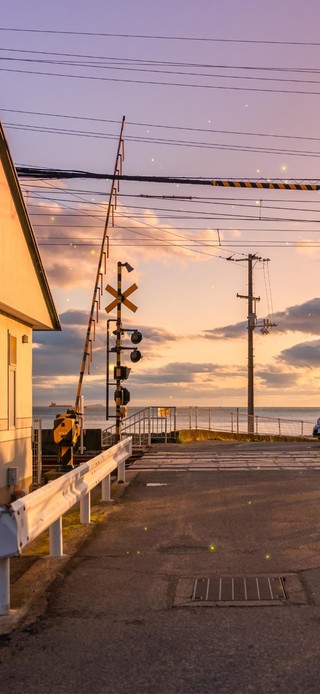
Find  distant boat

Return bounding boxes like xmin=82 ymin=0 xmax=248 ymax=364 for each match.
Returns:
xmin=49 ymin=402 xmax=71 ymax=408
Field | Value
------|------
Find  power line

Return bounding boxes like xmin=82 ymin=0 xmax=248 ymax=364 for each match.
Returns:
xmin=7 ymin=121 xmax=320 ymax=158
xmin=25 ymin=199 xmax=320 ymax=224
xmin=112 ymin=206 xmax=250 ymax=260
xmin=34 ymin=232 xmax=320 ymax=245
xmin=22 ymin=184 xmax=233 ymax=259
xmin=22 ymin=189 xmax=320 ymax=216
xmin=24 ymin=198 xmax=320 ymax=218
xmin=4 ymin=55 xmax=320 ymax=86
xmin=30 ymin=224 xmax=320 ymax=233
xmin=25 ymin=192 xmax=320 ymax=249
xmin=2 ymin=47 xmax=320 ymax=74
xmin=22 ymin=183 xmax=320 ymax=226
xmin=20 ymin=185 xmax=320 ymax=205
xmin=3 ymin=107 xmax=320 ymax=143
xmin=16 ymin=168 xmax=320 ymax=188
xmin=3 ymin=66 xmax=320 ymax=96
xmin=0 ymin=27 xmax=319 ymax=46
xmin=37 ymin=241 xmax=320 ymax=248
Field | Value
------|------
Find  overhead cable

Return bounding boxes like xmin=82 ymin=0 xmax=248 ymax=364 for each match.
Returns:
xmin=0 ymin=27 xmax=320 ymax=46
xmin=16 ymin=167 xmax=320 ymax=190
xmin=3 ymin=66 xmax=320 ymax=96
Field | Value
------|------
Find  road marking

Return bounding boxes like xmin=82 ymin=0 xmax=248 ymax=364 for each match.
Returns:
xmin=130 ymin=449 xmax=320 ymax=471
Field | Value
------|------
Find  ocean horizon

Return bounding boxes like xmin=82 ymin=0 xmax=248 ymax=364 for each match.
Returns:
xmin=32 ymin=404 xmax=320 ymax=434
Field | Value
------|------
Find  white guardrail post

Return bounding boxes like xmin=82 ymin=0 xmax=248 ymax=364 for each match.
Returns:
xmin=0 ymin=437 xmax=132 ymax=616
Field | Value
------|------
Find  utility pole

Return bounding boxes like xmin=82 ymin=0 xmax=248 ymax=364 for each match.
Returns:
xmin=228 ymin=253 xmax=275 ymax=434
xmin=247 ymin=255 xmax=255 ymax=433
xmin=236 ymin=254 xmax=261 ymax=433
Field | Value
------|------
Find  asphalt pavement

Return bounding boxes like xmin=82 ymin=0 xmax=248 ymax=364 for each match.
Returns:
xmin=2 ymin=441 xmax=320 ymax=693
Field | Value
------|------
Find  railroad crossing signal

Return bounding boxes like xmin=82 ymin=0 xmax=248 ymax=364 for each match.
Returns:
xmin=114 ymin=366 xmax=131 ymax=380
xmin=114 ymin=387 xmax=131 ymax=406
xmin=105 ymin=282 xmax=138 ymax=313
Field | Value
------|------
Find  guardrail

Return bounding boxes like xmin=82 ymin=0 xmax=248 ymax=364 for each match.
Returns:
xmin=0 ymin=437 xmax=132 ymax=616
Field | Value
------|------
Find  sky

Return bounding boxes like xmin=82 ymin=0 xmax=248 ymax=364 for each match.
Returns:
xmin=2 ymin=0 xmax=320 ymax=409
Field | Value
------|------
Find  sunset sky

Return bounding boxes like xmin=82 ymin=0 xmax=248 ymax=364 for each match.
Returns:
xmin=2 ymin=0 xmax=320 ymax=408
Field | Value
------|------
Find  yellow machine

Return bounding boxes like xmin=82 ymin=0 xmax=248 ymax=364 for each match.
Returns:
xmin=53 ymin=410 xmax=80 ymax=470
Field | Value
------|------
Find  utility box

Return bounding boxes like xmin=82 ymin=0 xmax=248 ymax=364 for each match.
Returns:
xmin=7 ymin=467 xmax=18 ymax=486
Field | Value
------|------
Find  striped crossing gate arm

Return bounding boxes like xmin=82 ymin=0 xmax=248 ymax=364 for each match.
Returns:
xmin=53 ymin=415 xmax=75 ymax=445
xmin=60 ymin=446 xmax=73 ymax=468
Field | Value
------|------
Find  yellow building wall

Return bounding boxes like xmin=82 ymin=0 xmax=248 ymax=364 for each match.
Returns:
xmin=0 ymin=160 xmax=55 ymax=329
xmin=0 ymin=305 xmax=33 ymax=503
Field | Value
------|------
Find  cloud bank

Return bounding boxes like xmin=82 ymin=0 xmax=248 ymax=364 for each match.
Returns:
xmin=202 ymin=297 xmax=320 ymax=340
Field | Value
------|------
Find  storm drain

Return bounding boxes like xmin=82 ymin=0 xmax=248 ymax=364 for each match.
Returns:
xmin=173 ymin=574 xmax=307 ymax=607
xmin=192 ymin=576 xmax=287 ymax=603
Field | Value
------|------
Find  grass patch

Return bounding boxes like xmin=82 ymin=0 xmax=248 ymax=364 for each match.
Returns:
xmin=22 ymin=487 xmax=110 ymax=557
xmin=176 ymin=428 xmax=312 ymax=444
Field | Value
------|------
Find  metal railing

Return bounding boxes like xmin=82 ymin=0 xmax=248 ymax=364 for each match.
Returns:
xmin=177 ymin=407 xmax=314 ymax=438
xmin=0 ymin=437 xmax=132 ymax=616
xmin=32 ymin=418 xmax=42 ymax=489
xmin=102 ymin=406 xmax=314 ymax=445
xmin=102 ymin=406 xmax=177 ymax=448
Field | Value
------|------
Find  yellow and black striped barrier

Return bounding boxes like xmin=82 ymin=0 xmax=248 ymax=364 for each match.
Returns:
xmin=53 ymin=411 xmax=80 ymax=470
xmin=211 ymin=180 xmax=319 ymax=191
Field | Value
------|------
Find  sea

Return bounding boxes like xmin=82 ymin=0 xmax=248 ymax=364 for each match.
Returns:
xmin=32 ymin=404 xmax=320 ymax=437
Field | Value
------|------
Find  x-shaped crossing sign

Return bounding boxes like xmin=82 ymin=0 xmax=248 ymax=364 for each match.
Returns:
xmin=105 ymin=282 xmax=138 ymax=313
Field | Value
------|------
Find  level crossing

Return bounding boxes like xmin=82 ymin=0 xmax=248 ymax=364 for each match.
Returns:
xmin=130 ymin=441 xmax=320 ymax=471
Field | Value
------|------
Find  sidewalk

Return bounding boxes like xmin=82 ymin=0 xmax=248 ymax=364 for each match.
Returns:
xmin=2 ymin=446 xmax=320 ymax=692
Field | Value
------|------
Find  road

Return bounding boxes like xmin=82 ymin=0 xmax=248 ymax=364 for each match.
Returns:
xmin=132 ymin=439 xmax=320 ymax=470
xmin=1 ymin=441 xmax=320 ymax=693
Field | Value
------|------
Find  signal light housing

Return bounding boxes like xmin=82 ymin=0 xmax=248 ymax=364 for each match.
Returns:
xmin=131 ymin=330 xmax=142 ymax=345
xmin=130 ymin=348 xmax=142 ymax=363
xmin=114 ymin=366 xmax=131 ymax=380
xmin=114 ymin=387 xmax=131 ymax=406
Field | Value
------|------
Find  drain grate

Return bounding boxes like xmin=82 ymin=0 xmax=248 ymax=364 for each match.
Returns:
xmin=192 ymin=576 xmax=287 ymax=603
xmin=174 ymin=574 xmax=307 ymax=607
xmin=191 ymin=576 xmax=287 ymax=602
